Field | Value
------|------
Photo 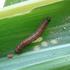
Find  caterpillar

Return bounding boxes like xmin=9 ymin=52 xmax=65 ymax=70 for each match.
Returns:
xmin=15 ymin=17 xmax=51 ymax=53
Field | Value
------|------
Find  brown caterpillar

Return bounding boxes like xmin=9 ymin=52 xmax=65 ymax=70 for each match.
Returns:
xmin=15 ymin=17 xmax=51 ymax=53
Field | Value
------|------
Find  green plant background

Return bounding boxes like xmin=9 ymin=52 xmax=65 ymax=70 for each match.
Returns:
xmin=5 ymin=0 xmax=27 ymax=6
xmin=0 ymin=0 xmax=70 ymax=70
xmin=0 ymin=0 xmax=70 ymax=57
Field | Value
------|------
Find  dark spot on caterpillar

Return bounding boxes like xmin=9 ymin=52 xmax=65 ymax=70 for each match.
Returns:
xmin=15 ymin=17 xmax=51 ymax=53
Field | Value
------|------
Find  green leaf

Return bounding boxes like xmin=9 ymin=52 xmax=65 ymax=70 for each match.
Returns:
xmin=0 ymin=0 xmax=70 ymax=70
xmin=0 ymin=0 xmax=63 ymax=57
xmin=5 ymin=0 xmax=27 ymax=6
